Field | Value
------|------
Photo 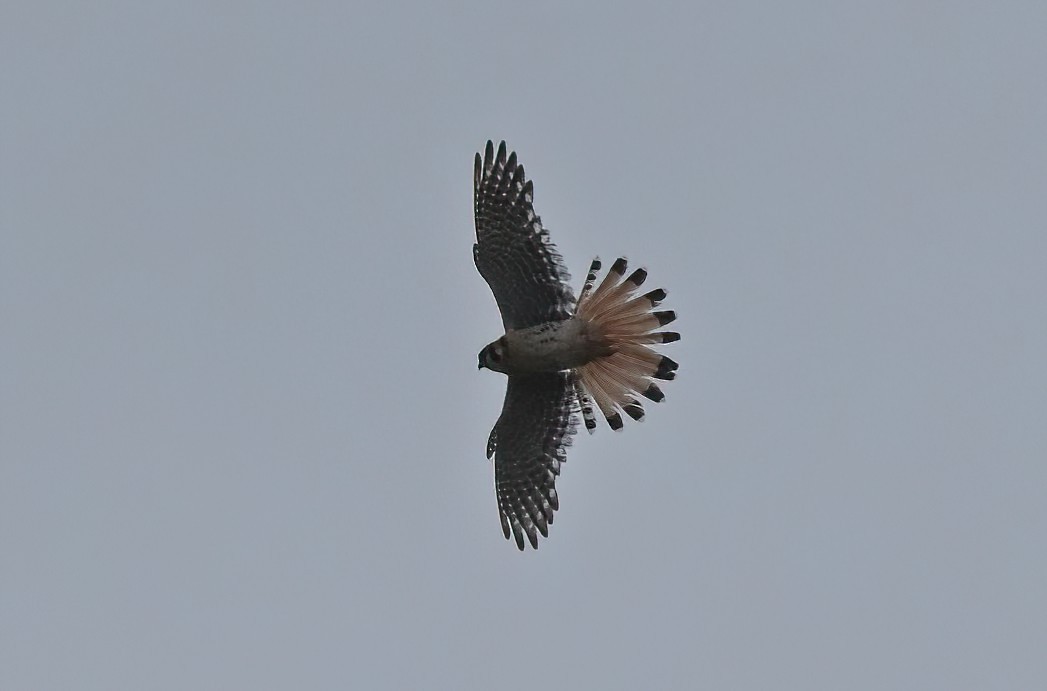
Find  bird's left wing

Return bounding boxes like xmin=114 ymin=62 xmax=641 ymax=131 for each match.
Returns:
xmin=473 ymin=140 xmax=575 ymax=330
xmin=487 ymin=372 xmax=577 ymax=550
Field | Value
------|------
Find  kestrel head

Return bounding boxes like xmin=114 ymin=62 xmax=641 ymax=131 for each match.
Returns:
xmin=477 ymin=337 xmax=508 ymax=373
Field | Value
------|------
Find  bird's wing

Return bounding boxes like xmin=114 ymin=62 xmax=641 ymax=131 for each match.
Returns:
xmin=487 ymin=372 xmax=577 ymax=550
xmin=473 ymin=140 xmax=575 ymax=330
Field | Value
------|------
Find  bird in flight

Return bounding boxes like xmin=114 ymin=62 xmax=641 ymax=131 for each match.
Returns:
xmin=473 ymin=141 xmax=680 ymax=550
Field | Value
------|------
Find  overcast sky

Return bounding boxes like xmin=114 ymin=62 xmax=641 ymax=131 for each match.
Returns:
xmin=3 ymin=3 xmax=1046 ymax=689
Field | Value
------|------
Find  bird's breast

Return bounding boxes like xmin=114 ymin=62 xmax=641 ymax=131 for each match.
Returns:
xmin=502 ymin=318 xmax=599 ymax=373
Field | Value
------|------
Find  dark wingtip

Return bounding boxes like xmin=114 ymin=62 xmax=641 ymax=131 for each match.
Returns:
xmin=607 ymin=412 xmax=624 ymax=430
xmin=512 ymin=165 xmax=526 ymax=191
xmin=609 ymin=257 xmax=628 ymax=277
xmin=658 ymin=331 xmax=681 ymax=343
xmin=642 ymin=382 xmax=665 ymax=402
xmin=623 ymin=402 xmax=645 ymax=421
xmin=584 ymin=417 xmax=597 ymax=431
xmin=627 ymin=268 xmax=647 ymax=288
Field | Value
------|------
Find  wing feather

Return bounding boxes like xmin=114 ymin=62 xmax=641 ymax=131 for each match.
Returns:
xmin=473 ymin=140 xmax=575 ymax=329
xmin=488 ymin=372 xmax=577 ymax=550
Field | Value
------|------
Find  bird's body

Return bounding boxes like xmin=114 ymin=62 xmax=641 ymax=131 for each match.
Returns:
xmin=480 ymin=318 xmax=607 ymax=374
xmin=473 ymin=141 xmax=680 ymax=550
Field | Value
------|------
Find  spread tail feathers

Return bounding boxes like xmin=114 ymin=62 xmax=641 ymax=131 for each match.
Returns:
xmin=574 ymin=257 xmax=679 ymax=431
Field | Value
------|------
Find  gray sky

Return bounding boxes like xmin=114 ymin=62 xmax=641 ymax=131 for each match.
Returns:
xmin=3 ymin=2 xmax=1046 ymax=689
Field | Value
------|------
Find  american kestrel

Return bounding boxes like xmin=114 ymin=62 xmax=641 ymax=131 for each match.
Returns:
xmin=474 ymin=140 xmax=680 ymax=550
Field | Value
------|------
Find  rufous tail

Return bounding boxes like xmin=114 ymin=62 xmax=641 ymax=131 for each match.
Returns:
xmin=574 ymin=257 xmax=679 ymax=432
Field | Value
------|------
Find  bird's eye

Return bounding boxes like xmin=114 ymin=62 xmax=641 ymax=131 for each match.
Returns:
xmin=489 ymin=348 xmax=501 ymax=363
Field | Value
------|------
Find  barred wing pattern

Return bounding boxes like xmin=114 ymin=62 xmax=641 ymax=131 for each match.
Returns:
xmin=487 ymin=372 xmax=577 ymax=550
xmin=473 ymin=140 xmax=575 ymax=330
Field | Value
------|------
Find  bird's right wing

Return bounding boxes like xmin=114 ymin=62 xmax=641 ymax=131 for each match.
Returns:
xmin=487 ymin=372 xmax=577 ymax=550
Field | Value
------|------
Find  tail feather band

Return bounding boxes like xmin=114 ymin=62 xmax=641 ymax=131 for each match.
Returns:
xmin=573 ymin=256 xmax=680 ymax=430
